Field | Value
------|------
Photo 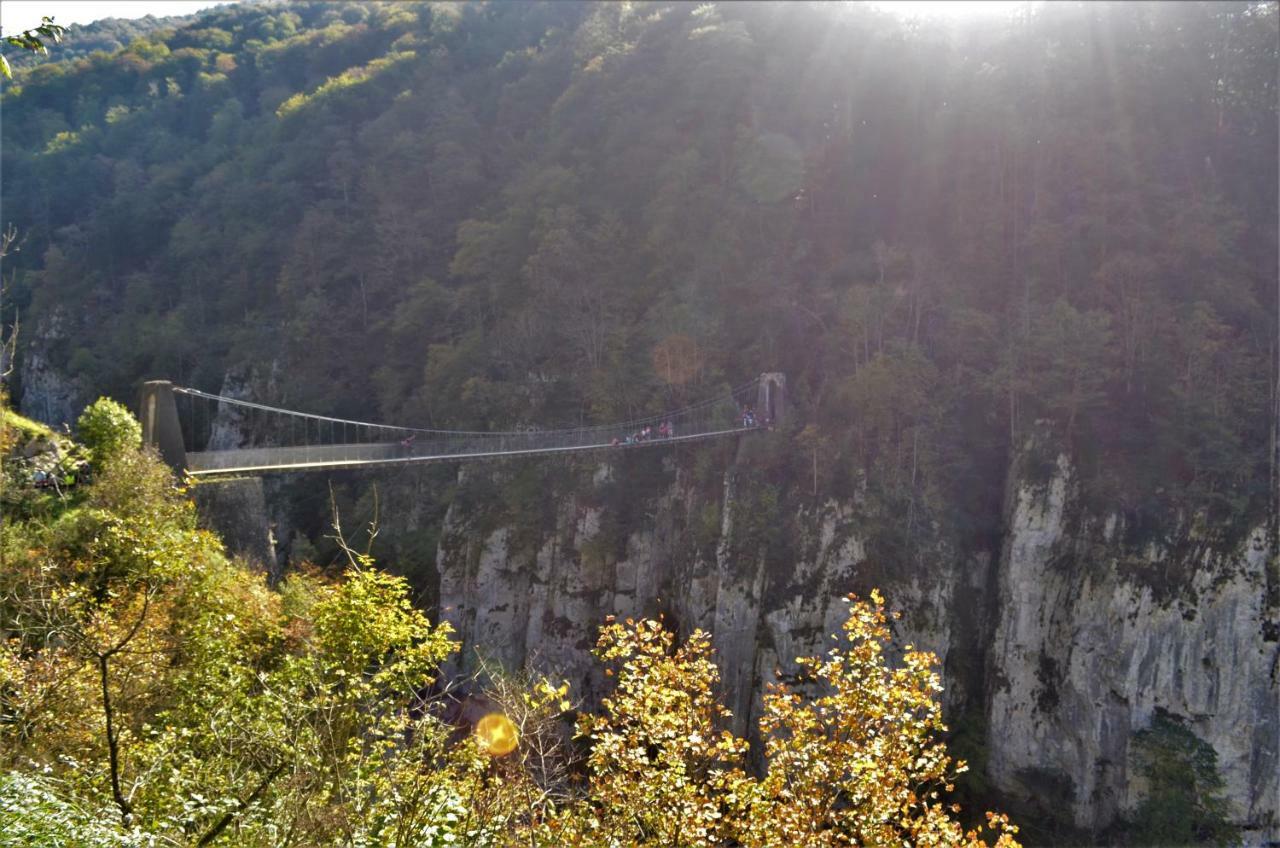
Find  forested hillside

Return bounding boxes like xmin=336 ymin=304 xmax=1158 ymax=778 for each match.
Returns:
xmin=2 ymin=2 xmax=1277 ymax=840
xmin=4 ymin=0 xmax=1275 ymax=536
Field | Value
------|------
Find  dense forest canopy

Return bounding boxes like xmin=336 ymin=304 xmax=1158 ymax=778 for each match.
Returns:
xmin=1 ymin=0 xmax=1276 ymax=549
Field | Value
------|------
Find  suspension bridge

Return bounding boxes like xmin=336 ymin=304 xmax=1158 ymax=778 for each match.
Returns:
xmin=139 ymin=375 xmax=785 ymax=478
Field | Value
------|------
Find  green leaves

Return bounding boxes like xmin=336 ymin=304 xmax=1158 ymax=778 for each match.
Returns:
xmin=1 ymin=16 xmax=66 ymax=79
xmin=1128 ymin=710 xmax=1238 ymax=847
xmin=2 ymin=438 xmax=468 ymax=846
xmin=3 ymin=0 xmax=1274 ymax=542
xmin=304 ymin=566 xmax=456 ymax=693
xmin=75 ymin=398 xmax=142 ymax=467
xmin=0 ymin=771 xmax=146 ymax=847
xmin=5 ymin=441 xmax=1016 ymax=848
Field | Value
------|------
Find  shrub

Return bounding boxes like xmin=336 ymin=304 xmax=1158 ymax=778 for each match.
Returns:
xmin=75 ymin=397 xmax=141 ymax=465
xmin=1128 ymin=709 xmax=1237 ymax=846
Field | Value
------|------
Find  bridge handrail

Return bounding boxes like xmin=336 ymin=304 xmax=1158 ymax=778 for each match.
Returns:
xmin=173 ymin=379 xmax=759 ymax=438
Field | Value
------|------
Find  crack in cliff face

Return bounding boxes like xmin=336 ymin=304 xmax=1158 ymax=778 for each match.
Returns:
xmin=421 ymin=436 xmax=978 ymax=745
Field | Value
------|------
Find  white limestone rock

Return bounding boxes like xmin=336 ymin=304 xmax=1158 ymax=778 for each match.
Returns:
xmin=987 ymin=455 xmax=1278 ymax=841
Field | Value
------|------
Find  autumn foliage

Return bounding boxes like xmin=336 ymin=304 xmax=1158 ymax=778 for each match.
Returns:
xmin=1 ymin=437 xmax=1017 ymax=845
xmin=546 ymin=600 xmax=1019 ymax=848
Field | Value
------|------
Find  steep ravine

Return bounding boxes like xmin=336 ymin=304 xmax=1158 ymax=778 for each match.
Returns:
xmin=429 ymin=447 xmax=965 ymax=721
xmin=426 ymin=445 xmax=1277 ymax=840
xmin=20 ymin=368 xmax=1277 ymax=839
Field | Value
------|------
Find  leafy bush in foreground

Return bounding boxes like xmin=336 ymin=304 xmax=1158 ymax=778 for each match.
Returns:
xmin=1 ymin=419 xmax=1017 ymax=846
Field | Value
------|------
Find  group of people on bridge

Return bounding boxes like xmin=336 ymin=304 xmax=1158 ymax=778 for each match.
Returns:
xmin=384 ymin=397 xmax=767 ymax=459
xmin=612 ymin=420 xmax=675 ymax=447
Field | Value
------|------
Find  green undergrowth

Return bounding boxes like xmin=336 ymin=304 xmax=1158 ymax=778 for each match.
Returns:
xmin=1 ymin=406 xmax=90 ymax=521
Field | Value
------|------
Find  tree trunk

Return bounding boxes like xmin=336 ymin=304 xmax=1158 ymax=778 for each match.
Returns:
xmin=98 ymin=653 xmax=133 ymax=826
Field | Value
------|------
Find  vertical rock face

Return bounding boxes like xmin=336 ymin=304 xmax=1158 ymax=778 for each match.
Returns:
xmin=18 ymin=312 xmax=82 ymax=429
xmin=987 ymin=455 xmax=1279 ymax=840
xmin=434 ymin=448 xmax=1276 ymax=839
xmin=205 ymin=367 xmax=283 ymax=450
xmin=751 ymin=498 xmax=961 ymax=719
xmin=436 ymin=489 xmax=614 ymax=700
xmin=191 ymin=477 xmax=275 ymax=571
xmin=434 ymin=460 xmax=963 ymax=737
xmin=205 ymin=372 xmax=255 ymax=451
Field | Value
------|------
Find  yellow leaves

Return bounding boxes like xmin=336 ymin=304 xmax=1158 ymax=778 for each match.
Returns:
xmin=6 ymin=504 xmax=1022 ymax=848
xmin=576 ymin=616 xmax=750 ymax=846
xmin=535 ymin=678 xmax=570 ymax=700
xmin=525 ymin=678 xmax=575 ymax=715
xmin=725 ymin=590 xmax=1021 ymax=848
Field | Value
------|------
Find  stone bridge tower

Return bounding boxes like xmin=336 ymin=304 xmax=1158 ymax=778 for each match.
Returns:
xmin=757 ymin=372 xmax=786 ymax=427
xmin=138 ymin=380 xmax=186 ymax=472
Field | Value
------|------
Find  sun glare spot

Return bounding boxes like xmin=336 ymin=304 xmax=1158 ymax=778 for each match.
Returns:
xmin=475 ymin=713 xmax=519 ymax=757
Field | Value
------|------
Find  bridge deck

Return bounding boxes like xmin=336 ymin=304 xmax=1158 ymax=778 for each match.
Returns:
xmin=185 ymin=426 xmax=756 ymax=477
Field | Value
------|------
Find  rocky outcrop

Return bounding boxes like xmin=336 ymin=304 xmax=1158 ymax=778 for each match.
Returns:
xmin=434 ymin=457 xmax=963 ymax=738
xmin=192 ymin=477 xmax=275 ymax=573
xmin=430 ymin=444 xmax=1277 ymax=840
xmin=205 ymin=372 xmax=255 ymax=451
xmin=987 ymin=454 xmax=1279 ymax=841
xmin=18 ymin=312 xmax=82 ymax=429
xmin=205 ymin=366 xmax=284 ymax=450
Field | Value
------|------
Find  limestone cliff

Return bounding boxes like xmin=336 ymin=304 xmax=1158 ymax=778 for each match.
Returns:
xmin=432 ymin=452 xmax=963 ymax=736
xmin=17 ymin=311 xmax=82 ymax=429
xmin=25 ymin=354 xmax=1275 ymax=839
xmin=430 ymin=446 xmax=1277 ymax=839
xmin=987 ymin=454 xmax=1278 ymax=843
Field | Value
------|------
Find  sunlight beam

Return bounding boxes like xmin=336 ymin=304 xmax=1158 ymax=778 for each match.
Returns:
xmin=869 ymin=1 xmax=1036 ymax=20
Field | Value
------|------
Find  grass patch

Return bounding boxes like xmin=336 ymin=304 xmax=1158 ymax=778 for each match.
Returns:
xmin=3 ymin=409 xmax=56 ymax=441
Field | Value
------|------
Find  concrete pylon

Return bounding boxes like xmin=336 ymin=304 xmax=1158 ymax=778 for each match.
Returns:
xmin=757 ymin=373 xmax=785 ymax=428
xmin=139 ymin=380 xmax=186 ymax=473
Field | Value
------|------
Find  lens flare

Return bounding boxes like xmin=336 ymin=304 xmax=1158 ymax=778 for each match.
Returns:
xmin=475 ymin=713 xmax=519 ymax=757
